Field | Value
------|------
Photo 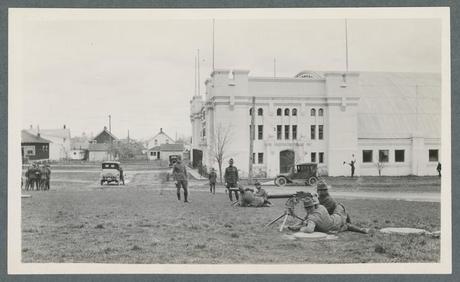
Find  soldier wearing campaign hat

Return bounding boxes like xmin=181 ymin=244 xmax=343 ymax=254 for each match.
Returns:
xmin=224 ymin=158 xmax=239 ymax=202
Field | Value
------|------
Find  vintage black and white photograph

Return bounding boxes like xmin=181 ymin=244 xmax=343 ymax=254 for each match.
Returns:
xmin=8 ymin=8 xmax=451 ymax=274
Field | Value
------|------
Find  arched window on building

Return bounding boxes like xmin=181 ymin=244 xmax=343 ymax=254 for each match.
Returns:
xmin=318 ymin=108 xmax=324 ymax=116
xmin=258 ymin=108 xmax=263 ymax=116
xmin=277 ymin=108 xmax=282 ymax=116
xmin=249 ymin=108 xmax=253 ymax=116
xmin=310 ymin=108 xmax=316 ymax=116
xmin=284 ymin=108 xmax=290 ymax=116
xmin=292 ymin=108 xmax=297 ymax=116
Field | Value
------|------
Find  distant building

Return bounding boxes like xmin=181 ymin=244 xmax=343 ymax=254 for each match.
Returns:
xmin=191 ymin=69 xmax=441 ymax=177
xmin=146 ymin=128 xmax=175 ymax=150
xmin=21 ymin=130 xmax=51 ymax=162
xmin=88 ymin=127 xmax=118 ymax=161
xmin=70 ymin=135 xmax=90 ymax=161
xmin=146 ymin=128 xmax=176 ymax=160
xmin=26 ymin=125 xmax=71 ymax=160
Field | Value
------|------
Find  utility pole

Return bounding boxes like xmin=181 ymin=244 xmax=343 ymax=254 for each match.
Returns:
xmin=108 ymin=115 xmax=112 ymax=133
xmin=345 ymin=18 xmax=349 ymax=72
xmin=197 ymin=49 xmax=201 ymax=96
xmin=274 ymin=58 xmax=276 ymax=78
xmin=212 ymin=19 xmax=215 ymax=72
xmin=248 ymin=96 xmax=256 ymax=184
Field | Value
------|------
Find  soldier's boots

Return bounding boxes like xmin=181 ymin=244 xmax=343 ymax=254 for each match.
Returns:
xmin=177 ymin=193 xmax=181 ymax=201
xmin=184 ymin=192 xmax=189 ymax=203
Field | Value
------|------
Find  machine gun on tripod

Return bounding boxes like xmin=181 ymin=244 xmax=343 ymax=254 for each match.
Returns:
xmin=264 ymin=191 xmax=314 ymax=232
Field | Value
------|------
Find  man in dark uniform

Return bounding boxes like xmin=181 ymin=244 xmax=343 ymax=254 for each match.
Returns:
xmin=118 ymin=165 xmax=125 ymax=185
xmin=44 ymin=164 xmax=51 ymax=190
xmin=254 ymin=181 xmax=271 ymax=206
xmin=317 ymin=181 xmax=350 ymax=223
xmin=289 ymin=195 xmax=368 ymax=234
xmin=172 ymin=159 xmax=189 ymax=203
xmin=437 ymin=162 xmax=441 ymax=177
xmin=224 ymin=158 xmax=239 ymax=202
xmin=208 ymin=168 xmax=217 ymax=194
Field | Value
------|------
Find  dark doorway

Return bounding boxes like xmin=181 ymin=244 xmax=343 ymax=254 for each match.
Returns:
xmin=280 ymin=150 xmax=295 ymax=173
xmin=192 ymin=149 xmax=203 ymax=168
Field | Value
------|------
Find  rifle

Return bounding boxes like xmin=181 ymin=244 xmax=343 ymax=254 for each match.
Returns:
xmin=264 ymin=191 xmax=313 ymax=231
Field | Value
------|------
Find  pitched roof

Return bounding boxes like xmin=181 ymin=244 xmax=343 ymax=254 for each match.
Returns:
xmin=148 ymin=146 xmax=161 ymax=151
xmin=27 ymin=128 xmax=71 ymax=139
xmin=147 ymin=130 xmax=175 ymax=144
xmin=88 ymin=143 xmax=111 ymax=151
xmin=160 ymin=143 xmax=184 ymax=152
xmin=21 ymin=130 xmax=51 ymax=144
xmin=93 ymin=128 xmax=118 ymax=141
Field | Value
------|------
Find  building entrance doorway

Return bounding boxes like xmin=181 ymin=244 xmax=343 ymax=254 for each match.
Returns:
xmin=280 ymin=150 xmax=295 ymax=173
xmin=192 ymin=149 xmax=203 ymax=168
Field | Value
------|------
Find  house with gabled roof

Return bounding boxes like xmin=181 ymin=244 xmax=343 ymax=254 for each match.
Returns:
xmin=88 ymin=126 xmax=119 ymax=161
xmin=21 ymin=130 xmax=51 ymax=162
xmin=26 ymin=125 xmax=71 ymax=160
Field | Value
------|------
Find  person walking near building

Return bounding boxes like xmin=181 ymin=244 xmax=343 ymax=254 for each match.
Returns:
xmin=437 ymin=162 xmax=441 ymax=177
xmin=344 ymin=154 xmax=356 ymax=177
xmin=172 ymin=159 xmax=189 ymax=203
xmin=224 ymin=158 xmax=239 ymax=202
xmin=208 ymin=168 xmax=217 ymax=194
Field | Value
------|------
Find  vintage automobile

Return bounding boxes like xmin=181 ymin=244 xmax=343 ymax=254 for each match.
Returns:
xmin=100 ymin=161 xmax=124 ymax=185
xmin=274 ymin=163 xmax=318 ymax=187
xmin=169 ymin=155 xmax=181 ymax=167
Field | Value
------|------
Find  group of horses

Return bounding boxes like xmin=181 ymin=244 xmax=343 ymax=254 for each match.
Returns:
xmin=22 ymin=163 xmax=51 ymax=191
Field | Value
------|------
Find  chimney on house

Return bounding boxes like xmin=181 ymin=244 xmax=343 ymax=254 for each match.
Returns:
xmin=160 ymin=128 xmax=163 ymax=133
xmin=30 ymin=125 xmax=33 ymax=129
xmin=63 ymin=124 xmax=66 ymax=129
xmin=104 ymin=126 xmax=107 ymax=130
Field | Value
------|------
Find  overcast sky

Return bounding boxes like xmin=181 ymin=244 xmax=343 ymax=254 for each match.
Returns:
xmin=12 ymin=10 xmax=442 ymax=140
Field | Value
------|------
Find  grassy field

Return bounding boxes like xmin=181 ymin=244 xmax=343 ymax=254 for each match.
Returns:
xmin=21 ymin=168 xmax=441 ymax=264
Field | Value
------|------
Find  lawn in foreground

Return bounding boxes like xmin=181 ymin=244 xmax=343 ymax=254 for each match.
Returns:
xmin=21 ymin=185 xmax=440 ymax=264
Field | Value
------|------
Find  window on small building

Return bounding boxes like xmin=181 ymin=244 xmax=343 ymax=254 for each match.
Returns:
xmin=258 ymin=108 xmax=263 ymax=116
xmin=258 ymin=125 xmax=263 ymax=140
xmin=310 ymin=125 xmax=316 ymax=140
xmin=362 ymin=150 xmax=373 ymax=163
xmin=379 ymin=150 xmax=389 ymax=162
xmin=154 ymin=139 xmax=158 ymax=145
xmin=277 ymin=125 xmax=282 ymax=140
xmin=277 ymin=108 xmax=282 ymax=116
xmin=319 ymin=152 xmax=324 ymax=163
xmin=284 ymin=125 xmax=290 ymax=139
xmin=292 ymin=108 xmax=297 ymax=116
xmin=311 ymin=152 xmax=317 ymax=163
xmin=311 ymin=108 xmax=316 ymax=116
xmin=249 ymin=108 xmax=254 ymax=116
xmin=318 ymin=125 xmax=324 ymax=140
xmin=258 ymin=153 xmax=264 ymax=164
xmin=318 ymin=108 xmax=324 ymax=116
xmin=395 ymin=150 xmax=405 ymax=162
xmin=429 ymin=149 xmax=439 ymax=162
xmin=284 ymin=108 xmax=290 ymax=116
xmin=292 ymin=125 xmax=297 ymax=140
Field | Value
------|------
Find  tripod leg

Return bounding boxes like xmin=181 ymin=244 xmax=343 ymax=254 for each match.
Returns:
xmin=265 ymin=213 xmax=286 ymax=227
xmin=279 ymin=214 xmax=289 ymax=232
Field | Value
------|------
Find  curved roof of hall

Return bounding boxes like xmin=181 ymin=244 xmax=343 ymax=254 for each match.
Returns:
xmin=355 ymin=72 xmax=441 ymax=139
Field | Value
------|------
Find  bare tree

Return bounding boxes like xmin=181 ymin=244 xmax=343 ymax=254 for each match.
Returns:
xmin=210 ymin=123 xmax=233 ymax=183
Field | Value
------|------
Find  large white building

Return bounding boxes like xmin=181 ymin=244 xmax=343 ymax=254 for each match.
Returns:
xmin=190 ymin=69 xmax=441 ymax=178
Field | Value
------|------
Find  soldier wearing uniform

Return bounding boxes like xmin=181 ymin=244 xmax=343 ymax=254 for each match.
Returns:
xmin=172 ymin=159 xmax=189 ymax=203
xmin=316 ymin=182 xmax=338 ymax=215
xmin=254 ymin=181 xmax=271 ymax=206
xmin=208 ymin=168 xmax=217 ymax=194
xmin=224 ymin=158 xmax=239 ymax=202
xmin=289 ymin=195 xmax=368 ymax=234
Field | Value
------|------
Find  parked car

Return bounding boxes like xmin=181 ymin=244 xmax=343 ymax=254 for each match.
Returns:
xmin=100 ymin=161 xmax=124 ymax=185
xmin=274 ymin=163 xmax=318 ymax=187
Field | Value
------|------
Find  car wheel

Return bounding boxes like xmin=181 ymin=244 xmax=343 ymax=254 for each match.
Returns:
xmin=308 ymin=177 xmax=317 ymax=186
xmin=275 ymin=177 xmax=287 ymax=187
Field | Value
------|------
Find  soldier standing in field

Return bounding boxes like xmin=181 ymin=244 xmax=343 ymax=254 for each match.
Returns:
xmin=208 ymin=168 xmax=217 ymax=194
xmin=172 ymin=159 xmax=189 ymax=203
xmin=224 ymin=158 xmax=239 ymax=202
